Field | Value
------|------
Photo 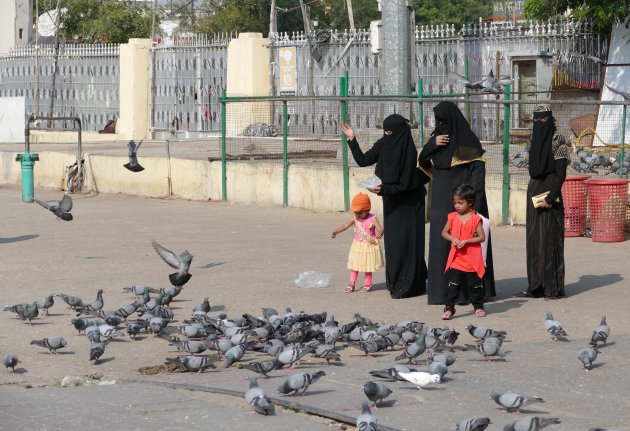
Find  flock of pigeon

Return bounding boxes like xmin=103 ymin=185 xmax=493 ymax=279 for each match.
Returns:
xmin=1 ymin=258 xmax=616 ymax=431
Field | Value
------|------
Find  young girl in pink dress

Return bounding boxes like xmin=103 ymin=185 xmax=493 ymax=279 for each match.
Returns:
xmin=331 ymin=193 xmax=384 ymax=293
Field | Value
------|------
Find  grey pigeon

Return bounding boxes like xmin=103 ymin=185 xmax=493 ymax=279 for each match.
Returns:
xmin=448 ymin=71 xmax=487 ymax=90
xmin=313 ymin=344 xmax=344 ymax=365
xmin=224 ymin=344 xmax=247 ymax=368
xmin=208 ymin=336 xmax=234 ymax=357
xmin=114 ymin=303 xmax=139 ymax=320
xmin=490 ymin=391 xmax=544 ymax=413
xmin=30 ymin=337 xmax=67 ymax=354
xmin=544 ymin=311 xmax=568 ymax=341
xmin=169 ymin=339 xmax=209 ymax=355
xmin=76 ymin=289 xmax=104 ymax=316
xmin=2 ymin=353 xmax=18 ymax=372
xmin=277 ymin=371 xmax=326 ymax=396
xmin=151 ymin=240 xmax=193 ymax=287
xmin=431 ymin=354 xmax=457 ymax=366
xmin=427 ymin=356 xmax=448 ymax=380
xmin=89 ymin=340 xmax=109 ymax=363
xmin=126 ymin=322 xmax=143 ymax=339
xmin=590 ymin=316 xmax=610 ymax=346
xmin=178 ymin=324 xmax=207 ymax=338
xmin=245 ymin=376 xmax=275 ymax=415
xmin=477 ymin=340 xmax=507 ymax=362
xmin=369 ymin=364 xmax=416 ymax=381
xmin=395 ymin=333 xmax=426 ymax=363
xmin=456 ymin=417 xmax=491 ymax=431
xmin=37 ymin=294 xmax=55 ymax=317
xmin=362 ymin=381 xmax=393 ymax=407
xmin=503 ymin=416 xmax=561 ymax=431
xmin=122 ymin=285 xmax=150 ymax=296
xmin=3 ymin=302 xmax=39 ymax=324
xmin=193 ymin=298 xmax=211 ymax=313
xmin=466 ymin=324 xmax=507 ymax=340
xmin=123 ymin=139 xmax=145 ymax=172
xmin=165 ymin=355 xmax=215 ymax=373
xmin=238 ymin=358 xmax=280 ymax=378
xmin=324 ymin=315 xmax=340 ymax=345
xmin=578 ymin=346 xmax=600 ymax=370
xmin=356 ymin=402 xmax=377 ymax=431
xmin=34 ymin=193 xmax=73 ymax=221
xmin=56 ymin=294 xmax=84 ymax=311
xmin=276 ymin=345 xmax=312 ymax=369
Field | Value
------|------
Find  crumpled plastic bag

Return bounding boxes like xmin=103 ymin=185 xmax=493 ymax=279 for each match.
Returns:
xmin=295 ymin=271 xmax=331 ymax=289
xmin=358 ymin=174 xmax=382 ymax=190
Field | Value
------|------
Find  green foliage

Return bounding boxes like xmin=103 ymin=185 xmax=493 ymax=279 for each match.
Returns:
xmin=195 ymin=0 xmax=269 ymax=35
xmin=523 ymin=0 xmax=629 ymax=33
xmin=411 ymin=0 xmax=494 ymax=26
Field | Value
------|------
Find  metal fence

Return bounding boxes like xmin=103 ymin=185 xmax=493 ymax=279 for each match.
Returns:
xmin=0 ymin=44 xmax=120 ymax=132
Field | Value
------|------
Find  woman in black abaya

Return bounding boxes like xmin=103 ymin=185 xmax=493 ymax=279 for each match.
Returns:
xmin=340 ymin=114 xmax=429 ymax=299
xmin=418 ymin=101 xmax=496 ymax=305
xmin=516 ymin=104 xmax=569 ymax=299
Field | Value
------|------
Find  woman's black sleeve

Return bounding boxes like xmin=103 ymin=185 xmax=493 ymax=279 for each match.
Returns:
xmin=348 ymin=137 xmax=381 ymax=167
xmin=468 ymin=160 xmax=487 ymax=212
xmin=545 ymin=158 xmax=568 ymax=204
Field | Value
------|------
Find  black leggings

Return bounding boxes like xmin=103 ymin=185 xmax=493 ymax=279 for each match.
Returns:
xmin=445 ymin=268 xmax=484 ymax=309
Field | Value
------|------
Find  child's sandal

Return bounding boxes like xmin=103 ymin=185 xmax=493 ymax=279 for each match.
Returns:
xmin=361 ymin=285 xmax=372 ymax=293
xmin=475 ymin=308 xmax=486 ymax=317
xmin=344 ymin=285 xmax=355 ymax=293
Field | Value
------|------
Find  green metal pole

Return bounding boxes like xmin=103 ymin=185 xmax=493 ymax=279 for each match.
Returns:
xmin=620 ymin=104 xmax=627 ymax=178
xmin=418 ymin=77 xmax=424 ymax=147
xmin=220 ymin=88 xmax=227 ymax=201
xmin=282 ymin=100 xmax=288 ymax=206
xmin=340 ymin=72 xmax=350 ymax=211
xmin=502 ymin=85 xmax=511 ymax=225
xmin=464 ymin=55 xmax=470 ymax=123
xmin=15 ymin=152 xmax=39 ymax=203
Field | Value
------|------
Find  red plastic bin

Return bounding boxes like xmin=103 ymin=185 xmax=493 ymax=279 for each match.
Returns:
xmin=586 ymin=179 xmax=630 ymax=242
xmin=561 ymin=176 xmax=590 ymax=237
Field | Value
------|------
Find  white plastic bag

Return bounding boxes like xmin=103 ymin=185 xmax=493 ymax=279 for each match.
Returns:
xmin=295 ymin=271 xmax=331 ymax=289
xmin=357 ymin=175 xmax=382 ymax=190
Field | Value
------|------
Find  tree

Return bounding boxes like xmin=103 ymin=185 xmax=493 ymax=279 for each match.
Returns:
xmin=523 ymin=0 xmax=629 ymax=33
xmin=411 ymin=0 xmax=494 ymax=27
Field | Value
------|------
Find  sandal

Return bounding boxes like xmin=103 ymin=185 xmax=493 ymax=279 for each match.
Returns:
xmin=475 ymin=308 xmax=486 ymax=317
xmin=360 ymin=285 xmax=372 ymax=293
xmin=344 ymin=285 xmax=356 ymax=293
xmin=441 ymin=306 xmax=455 ymax=320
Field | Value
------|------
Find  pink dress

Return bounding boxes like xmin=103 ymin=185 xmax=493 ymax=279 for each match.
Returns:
xmin=347 ymin=214 xmax=384 ymax=272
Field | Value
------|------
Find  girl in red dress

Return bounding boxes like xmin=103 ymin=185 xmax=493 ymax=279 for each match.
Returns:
xmin=440 ymin=184 xmax=486 ymax=319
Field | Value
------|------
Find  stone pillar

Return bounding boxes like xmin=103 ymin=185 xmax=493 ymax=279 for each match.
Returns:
xmin=381 ymin=1 xmax=412 ymax=95
xmin=226 ymin=33 xmax=271 ymax=137
xmin=118 ymin=38 xmax=151 ymax=140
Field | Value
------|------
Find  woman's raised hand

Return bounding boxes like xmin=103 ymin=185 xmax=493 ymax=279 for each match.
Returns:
xmin=340 ymin=123 xmax=355 ymax=141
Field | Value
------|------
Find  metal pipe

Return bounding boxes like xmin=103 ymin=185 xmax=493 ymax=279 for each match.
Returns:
xmin=502 ymin=85 xmax=511 ymax=225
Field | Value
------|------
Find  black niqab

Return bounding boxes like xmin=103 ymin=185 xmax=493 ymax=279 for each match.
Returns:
xmin=418 ymin=101 xmax=485 ymax=169
xmin=374 ymin=114 xmax=423 ymax=189
xmin=528 ymin=111 xmax=556 ymax=178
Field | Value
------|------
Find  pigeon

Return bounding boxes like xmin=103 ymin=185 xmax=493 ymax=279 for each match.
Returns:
xmin=324 ymin=315 xmax=340 ymax=346
xmin=362 ymin=381 xmax=393 ymax=407
xmin=123 ymin=285 xmax=151 ymax=296
xmin=503 ymin=416 xmax=561 ymax=431
xmin=312 ymin=344 xmax=344 ymax=365
xmin=56 ymin=294 xmax=85 ymax=311
xmin=36 ymin=294 xmax=55 ymax=317
xmin=590 ymin=316 xmax=610 ymax=346
xmin=430 ymin=354 xmax=457 ymax=366
xmin=151 ymin=240 xmax=193 ymax=287
xmin=76 ymin=289 xmax=104 ymax=316
xmin=208 ymin=336 xmax=234 ymax=357
xmin=277 ymin=371 xmax=326 ymax=396
xmin=571 ymin=52 xmax=606 ymax=64
xmin=114 ymin=303 xmax=139 ymax=320
xmin=369 ymin=364 xmax=417 ymax=381
xmin=276 ymin=345 xmax=312 ymax=369
xmin=89 ymin=340 xmax=108 ymax=364
xmin=3 ymin=301 xmax=39 ymax=324
xmin=2 ymin=353 xmax=18 ymax=372
xmin=578 ymin=346 xmax=600 ymax=370
xmin=456 ymin=417 xmax=492 ymax=431
xmin=427 ymin=356 xmax=449 ymax=380
xmin=123 ymin=139 xmax=145 ymax=172
xmin=126 ymin=322 xmax=143 ymax=339
xmin=169 ymin=339 xmax=209 ymax=355
xmin=238 ymin=358 xmax=280 ymax=378
xmin=482 ymin=69 xmax=513 ymax=93
xmin=224 ymin=344 xmax=247 ymax=368
xmin=544 ymin=311 xmax=568 ymax=341
xmin=395 ymin=333 xmax=426 ymax=363
xmin=71 ymin=318 xmax=102 ymax=335
xmin=448 ymin=71 xmax=487 ymax=90
xmin=490 ymin=391 xmax=544 ymax=413
xmin=193 ymin=298 xmax=211 ymax=313
xmin=30 ymin=337 xmax=67 ymax=354
xmin=477 ymin=339 xmax=507 ymax=361
xmin=34 ymin=193 xmax=73 ymax=221
xmin=356 ymin=402 xmax=377 ymax=431
xmin=466 ymin=325 xmax=507 ymax=340
xmin=245 ymin=376 xmax=275 ymax=415
xmin=165 ymin=355 xmax=215 ymax=373
xmin=395 ymin=370 xmax=440 ymax=390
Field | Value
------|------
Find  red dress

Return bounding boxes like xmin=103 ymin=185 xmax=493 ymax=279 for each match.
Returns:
xmin=444 ymin=211 xmax=486 ymax=279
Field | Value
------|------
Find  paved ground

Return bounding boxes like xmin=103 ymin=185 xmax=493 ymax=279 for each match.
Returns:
xmin=0 ymin=185 xmax=629 ymax=431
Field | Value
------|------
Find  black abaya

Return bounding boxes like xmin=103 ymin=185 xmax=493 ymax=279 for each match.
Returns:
xmin=425 ymin=161 xmax=496 ymax=304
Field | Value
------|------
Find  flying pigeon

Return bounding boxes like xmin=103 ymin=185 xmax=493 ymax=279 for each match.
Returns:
xmin=151 ymin=240 xmax=193 ymax=287
xmin=30 ymin=336 xmax=68 ymax=354
xmin=356 ymin=402 xmax=377 ymax=431
xmin=123 ymin=139 xmax=145 ymax=172
xmin=490 ymin=391 xmax=544 ymax=413
xmin=245 ymin=376 xmax=275 ymax=415
xmin=34 ymin=193 xmax=73 ymax=221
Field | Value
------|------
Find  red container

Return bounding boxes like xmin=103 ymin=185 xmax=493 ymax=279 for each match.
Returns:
xmin=561 ymin=176 xmax=589 ymax=237
xmin=586 ymin=179 xmax=630 ymax=243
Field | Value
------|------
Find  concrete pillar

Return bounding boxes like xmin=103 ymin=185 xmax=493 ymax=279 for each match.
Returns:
xmin=381 ymin=1 xmax=412 ymax=96
xmin=226 ymin=33 xmax=271 ymax=137
xmin=118 ymin=38 xmax=151 ymax=140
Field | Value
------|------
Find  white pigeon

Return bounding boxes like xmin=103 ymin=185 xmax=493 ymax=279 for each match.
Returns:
xmin=395 ymin=371 xmax=441 ymax=390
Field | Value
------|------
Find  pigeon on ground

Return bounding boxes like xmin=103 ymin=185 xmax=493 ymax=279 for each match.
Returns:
xmin=76 ymin=290 xmax=104 ymax=316
xmin=277 ymin=371 xmax=326 ymax=396
xmin=544 ymin=311 xmax=568 ymax=341
xmin=430 ymin=354 xmax=457 ymax=366
xmin=126 ymin=322 xmax=143 ymax=339
xmin=456 ymin=417 xmax=492 ymax=431
xmin=312 ymin=344 xmax=344 ymax=365
xmin=357 ymin=401 xmax=377 ymax=431
xmin=362 ymin=381 xmax=393 ymax=407
xmin=168 ymin=339 xmax=209 ymax=355
xmin=224 ymin=344 xmax=247 ymax=368
xmin=395 ymin=333 xmax=427 ymax=363
xmin=30 ymin=337 xmax=67 ymax=354
xmin=2 ymin=353 xmax=18 ymax=372
xmin=477 ymin=339 xmax=507 ymax=362
xmin=165 ymin=355 xmax=215 ymax=373
xmin=238 ymin=358 xmax=280 ymax=378
xmin=123 ymin=139 xmax=145 ymax=172
xmin=503 ymin=416 xmax=560 ymax=431
xmin=578 ymin=346 xmax=600 ymax=370
xmin=193 ymin=298 xmax=211 ymax=313
xmin=3 ymin=302 xmax=39 ymax=324
xmin=590 ymin=316 xmax=610 ymax=346
xmin=245 ymin=376 xmax=275 ymax=415
xmin=34 ymin=193 xmax=73 ymax=221
xmin=36 ymin=294 xmax=55 ymax=317
xmin=151 ymin=240 xmax=193 ymax=287
xmin=89 ymin=340 xmax=108 ymax=364
xmin=114 ymin=303 xmax=139 ymax=320
xmin=466 ymin=325 xmax=507 ymax=340
xmin=369 ymin=364 xmax=417 ymax=381
xmin=324 ymin=315 xmax=340 ymax=346
xmin=490 ymin=391 xmax=544 ymax=413
xmin=395 ymin=370 xmax=440 ymax=390
xmin=56 ymin=294 xmax=84 ymax=311
xmin=276 ymin=345 xmax=312 ymax=369
xmin=427 ymin=356 xmax=449 ymax=380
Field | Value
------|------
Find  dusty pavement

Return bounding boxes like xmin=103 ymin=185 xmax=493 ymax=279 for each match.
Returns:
xmin=0 ymin=185 xmax=629 ymax=431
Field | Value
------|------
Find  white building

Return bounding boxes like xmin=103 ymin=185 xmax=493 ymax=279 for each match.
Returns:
xmin=0 ymin=0 xmax=32 ymax=55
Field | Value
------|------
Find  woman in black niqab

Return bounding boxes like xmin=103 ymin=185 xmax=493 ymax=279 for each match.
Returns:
xmin=341 ymin=114 xmax=428 ymax=299
xmin=418 ymin=101 xmax=496 ymax=305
